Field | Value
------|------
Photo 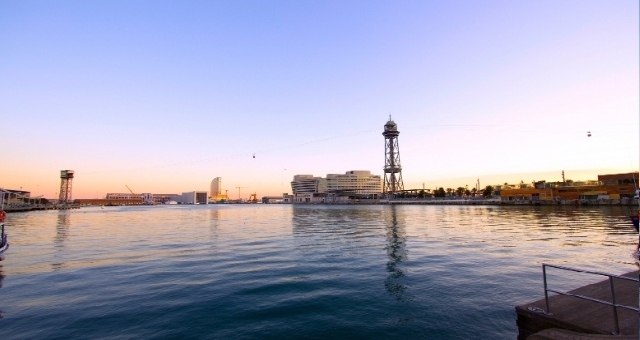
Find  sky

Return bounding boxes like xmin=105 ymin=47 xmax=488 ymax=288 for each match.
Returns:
xmin=1 ymin=0 xmax=638 ymax=199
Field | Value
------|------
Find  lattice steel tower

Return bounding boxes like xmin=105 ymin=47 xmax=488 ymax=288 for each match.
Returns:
xmin=382 ymin=117 xmax=404 ymax=195
xmin=59 ymin=170 xmax=74 ymax=204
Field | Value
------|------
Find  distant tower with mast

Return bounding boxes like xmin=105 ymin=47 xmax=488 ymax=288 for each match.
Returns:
xmin=58 ymin=170 xmax=74 ymax=204
xmin=382 ymin=117 xmax=404 ymax=195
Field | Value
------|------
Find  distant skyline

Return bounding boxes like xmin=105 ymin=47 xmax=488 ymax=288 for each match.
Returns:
xmin=1 ymin=1 xmax=638 ymax=199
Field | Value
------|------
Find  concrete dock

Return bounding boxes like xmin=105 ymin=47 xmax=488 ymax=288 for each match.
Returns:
xmin=4 ymin=204 xmax=80 ymax=213
xmin=516 ymin=270 xmax=639 ymax=339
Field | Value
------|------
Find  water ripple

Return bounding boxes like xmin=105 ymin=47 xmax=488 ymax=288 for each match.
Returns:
xmin=0 ymin=204 xmax=637 ymax=339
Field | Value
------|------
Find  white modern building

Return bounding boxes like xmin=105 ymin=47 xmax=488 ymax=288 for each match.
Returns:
xmin=291 ymin=175 xmax=326 ymax=195
xmin=175 ymin=191 xmax=209 ymax=204
xmin=326 ymin=170 xmax=382 ymax=195
xmin=290 ymin=170 xmax=382 ymax=203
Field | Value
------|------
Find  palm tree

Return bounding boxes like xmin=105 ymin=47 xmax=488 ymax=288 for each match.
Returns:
xmin=483 ymin=185 xmax=494 ymax=197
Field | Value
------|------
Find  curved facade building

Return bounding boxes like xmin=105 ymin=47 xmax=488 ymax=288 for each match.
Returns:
xmin=210 ymin=177 xmax=222 ymax=196
xmin=209 ymin=177 xmax=228 ymax=201
xmin=291 ymin=175 xmax=326 ymax=195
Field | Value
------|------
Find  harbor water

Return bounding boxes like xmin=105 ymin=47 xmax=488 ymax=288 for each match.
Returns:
xmin=0 ymin=204 xmax=637 ymax=339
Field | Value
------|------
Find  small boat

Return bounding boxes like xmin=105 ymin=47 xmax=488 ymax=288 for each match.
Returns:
xmin=0 ymin=210 xmax=8 ymax=260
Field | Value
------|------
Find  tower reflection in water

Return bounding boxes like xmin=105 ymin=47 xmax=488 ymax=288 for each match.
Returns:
xmin=52 ymin=212 xmax=70 ymax=271
xmin=384 ymin=205 xmax=409 ymax=302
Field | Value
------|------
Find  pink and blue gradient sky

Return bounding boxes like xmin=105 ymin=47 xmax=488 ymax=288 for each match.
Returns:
xmin=1 ymin=1 xmax=638 ymax=199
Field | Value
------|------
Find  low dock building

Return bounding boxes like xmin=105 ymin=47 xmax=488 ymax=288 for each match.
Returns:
xmin=500 ymin=172 xmax=638 ymax=203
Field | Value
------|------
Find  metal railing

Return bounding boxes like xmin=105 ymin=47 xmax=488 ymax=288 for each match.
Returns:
xmin=542 ymin=263 xmax=639 ymax=335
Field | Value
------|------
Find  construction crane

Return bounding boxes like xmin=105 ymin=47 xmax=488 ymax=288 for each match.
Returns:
xmin=236 ymin=187 xmax=248 ymax=201
xmin=125 ymin=185 xmax=149 ymax=204
xmin=124 ymin=184 xmax=154 ymax=205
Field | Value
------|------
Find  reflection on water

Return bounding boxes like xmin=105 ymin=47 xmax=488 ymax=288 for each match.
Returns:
xmin=209 ymin=208 xmax=220 ymax=234
xmin=0 ymin=205 xmax=637 ymax=339
xmin=54 ymin=213 xmax=70 ymax=246
xmin=52 ymin=212 xmax=70 ymax=271
xmin=384 ymin=205 xmax=409 ymax=302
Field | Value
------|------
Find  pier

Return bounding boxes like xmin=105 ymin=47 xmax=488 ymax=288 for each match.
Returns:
xmin=516 ymin=265 xmax=638 ymax=339
xmin=3 ymin=204 xmax=80 ymax=213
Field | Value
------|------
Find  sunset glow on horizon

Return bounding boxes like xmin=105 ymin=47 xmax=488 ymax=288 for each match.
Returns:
xmin=1 ymin=1 xmax=638 ymax=199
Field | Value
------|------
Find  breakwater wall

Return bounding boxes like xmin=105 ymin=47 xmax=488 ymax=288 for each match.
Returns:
xmin=294 ymin=198 xmax=639 ymax=206
xmin=388 ymin=198 xmax=638 ymax=206
xmin=3 ymin=204 xmax=80 ymax=213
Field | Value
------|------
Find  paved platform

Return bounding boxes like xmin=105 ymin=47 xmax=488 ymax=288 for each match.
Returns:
xmin=516 ymin=270 xmax=639 ymax=339
xmin=527 ymin=328 xmax=638 ymax=340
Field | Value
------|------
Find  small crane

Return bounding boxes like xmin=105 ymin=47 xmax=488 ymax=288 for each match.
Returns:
xmin=125 ymin=185 xmax=135 ymax=195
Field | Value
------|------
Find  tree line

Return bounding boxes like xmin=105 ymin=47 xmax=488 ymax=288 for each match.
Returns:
xmin=394 ymin=186 xmax=495 ymax=199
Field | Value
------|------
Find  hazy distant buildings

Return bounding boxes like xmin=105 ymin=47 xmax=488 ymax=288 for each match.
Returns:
xmin=290 ymin=170 xmax=381 ymax=203
xmin=210 ymin=177 xmax=221 ymax=196
xmin=176 ymin=191 xmax=209 ymax=204
xmin=262 ymin=195 xmax=287 ymax=204
xmin=105 ymin=193 xmax=174 ymax=204
xmin=106 ymin=192 xmax=154 ymax=204
xmin=209 ymin=177 xmax=228 ymax=201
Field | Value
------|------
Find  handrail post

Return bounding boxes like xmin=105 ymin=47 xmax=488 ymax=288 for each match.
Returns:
xmin=609 ymin=276 xmax=620 ymax=335
xmin=543 ymin=264 xmax=550 ymax=314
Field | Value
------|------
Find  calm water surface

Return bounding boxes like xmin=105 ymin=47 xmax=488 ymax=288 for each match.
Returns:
xmin=0 ymin=204 xmax=637 ymax=339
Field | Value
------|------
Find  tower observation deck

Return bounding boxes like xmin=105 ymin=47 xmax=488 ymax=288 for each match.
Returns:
xmin=382 ymin=118 xmax=404 ymax=195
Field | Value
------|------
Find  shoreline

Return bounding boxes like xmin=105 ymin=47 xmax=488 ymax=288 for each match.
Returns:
xmin=3 ymin=199 xmax=637 ymax=211
xmin=291 ymin=198 xmax=639 ymax=206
